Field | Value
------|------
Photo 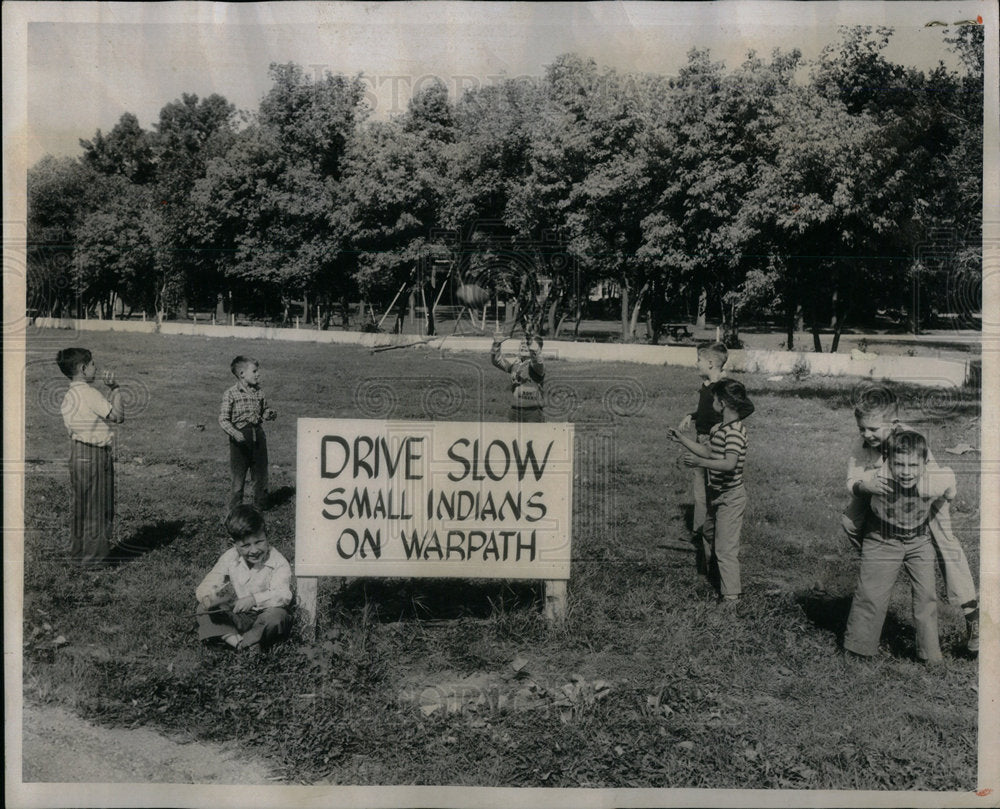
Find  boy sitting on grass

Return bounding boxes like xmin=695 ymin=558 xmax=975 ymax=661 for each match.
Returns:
xmin=842 ymin=386 xmax=979 ymax=654
xmin=196 ymin=505 xmax=293 ymax=652
xmin=843 ymin=431 xmax=953 ymax=664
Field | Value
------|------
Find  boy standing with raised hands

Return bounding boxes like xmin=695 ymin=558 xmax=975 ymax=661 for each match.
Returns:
xmin=56 ymin=347 xmax=125 ymax=568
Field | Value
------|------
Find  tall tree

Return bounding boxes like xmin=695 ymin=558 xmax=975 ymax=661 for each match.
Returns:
xmin=73 ymin=179 xmax=170 ymax=318
xmin=338 ymin=80 xmax=456 ymax=331
xmin=79 ymin=112 xmax=157 ymax=184
xmin=512 ymin=55 xmax=652 ymax=340
xmin=190 ymin=65 xmax=368 ymax=318
xmin=153 ymin=93 xmax=239 ymax=312
xmin=26 ymin=156 xmax=99 ymax=316
xmin=640 ymin=49 xmax=795 ymax=345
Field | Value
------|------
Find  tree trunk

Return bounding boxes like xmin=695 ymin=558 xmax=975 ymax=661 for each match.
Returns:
xmin=628 ymin=282 xmax=650 ymax=342
xmin=830 ymin=301 xmax=849 ymax=352
xmin=546 ymin=297 xmax=559 ymax=337
xmin=424 ymin=285 xmax=436 ymax=336
xmin=785 ymin=300 xmax=795 ymax=351
xmin=811 ymin=323 xmax=823 ymax=353
xmin=831 ymin=323 xmax=843 ymax=353
xmin=619 ymin=282 xmax=631 ymax=342
xmin=696 ymin=287 xmax=707 ymax=329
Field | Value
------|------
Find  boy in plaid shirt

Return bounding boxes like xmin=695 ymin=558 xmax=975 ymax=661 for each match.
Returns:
xmin=843 ymin=431 xmax=952 ymax=663
xmin=220 ymin=356 xmax=276 ymax=514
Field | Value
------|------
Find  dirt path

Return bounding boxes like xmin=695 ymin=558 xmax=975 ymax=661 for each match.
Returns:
xmin=20 ymin=702 xmax=278 ymax=784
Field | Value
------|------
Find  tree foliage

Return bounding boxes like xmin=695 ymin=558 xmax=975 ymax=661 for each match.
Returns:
xmin=27 ymin=26 xmax=984 ymax=344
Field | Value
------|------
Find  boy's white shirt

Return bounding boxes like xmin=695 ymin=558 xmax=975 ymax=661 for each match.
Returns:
xmin=195 ymin=546 xmax=294 ymax=609
xmin=60 ymin=381 xmax=113 ymax=447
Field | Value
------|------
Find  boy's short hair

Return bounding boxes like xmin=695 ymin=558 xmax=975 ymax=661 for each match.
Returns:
xmin=230 ymin=355 xmax=258 ymax=377
xmin=225 ymin=504 xmax=266 ymax=540
xmin=714 ymin=379 xmax=754 ymax=419
xmin=697 ymin=341 xmax=728 ymax=367
xmin=56 ymin=347 xmax=92 ymax=379
xmin=886 ymin=430 xmax=929 ymax=461
xmin=853 ymin=384 xmax=899 ymax=419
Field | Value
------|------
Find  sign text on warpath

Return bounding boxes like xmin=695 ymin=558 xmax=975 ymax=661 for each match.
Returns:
xmin=295 ymin=419 xmax=573 ymax=579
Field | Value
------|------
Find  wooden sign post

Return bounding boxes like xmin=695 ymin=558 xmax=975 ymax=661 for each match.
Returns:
xmin=294 ymin=419 xmax=573 ymax=636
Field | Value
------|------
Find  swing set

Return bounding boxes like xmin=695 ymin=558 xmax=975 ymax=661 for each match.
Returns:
xmin=371 ymin=258 xmax=552 ymax=353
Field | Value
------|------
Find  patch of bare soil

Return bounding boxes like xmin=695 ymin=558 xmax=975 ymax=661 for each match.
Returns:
xmin=21 ymin=702 xmax=277 ymax=784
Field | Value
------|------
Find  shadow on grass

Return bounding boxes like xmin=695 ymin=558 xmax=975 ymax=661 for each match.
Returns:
xmin=114 ymin=519 xmax=184 ymax=562
xmin=796 ymin=588 xmax=925 ymax=661
xmin=336 ymin=578 xmax=542 ymax=621
xmin=796 ymin=589 xmax=851 ymax=644
xmin=680 ymin=503 xmax=693 ymax=533
xmin=265 ymin=486 xmax=295 ymax=509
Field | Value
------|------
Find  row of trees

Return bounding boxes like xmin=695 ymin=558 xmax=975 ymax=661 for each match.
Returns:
xmin=27 ymin=26 xmax=983 ymax=349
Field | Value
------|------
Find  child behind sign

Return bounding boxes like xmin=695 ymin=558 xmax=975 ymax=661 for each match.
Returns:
xmin=491 ymin=329 xmax=545 ymax=422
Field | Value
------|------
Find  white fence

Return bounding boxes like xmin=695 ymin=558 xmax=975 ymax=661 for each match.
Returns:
xmin=30 ymin=317 xmax=973 ymax=387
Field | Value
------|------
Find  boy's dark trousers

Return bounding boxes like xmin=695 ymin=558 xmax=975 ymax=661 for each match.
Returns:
xmin=69 ymin=439 xmax=115 ymax=567
xmin=197 ymin=606 xmax=292 ymax=649
xmin=228 ymin=424 xmax=268 ymax=513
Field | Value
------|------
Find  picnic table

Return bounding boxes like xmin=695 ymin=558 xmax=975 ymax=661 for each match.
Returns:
xmin=664 ymin=323 xmax=695 ymax=343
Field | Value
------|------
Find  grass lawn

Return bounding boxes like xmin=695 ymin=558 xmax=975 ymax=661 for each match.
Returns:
xmin=20 ymin=329 xmax=981 ymax=789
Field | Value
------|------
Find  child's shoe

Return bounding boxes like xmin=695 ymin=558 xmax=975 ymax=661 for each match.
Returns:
xmin=966 ymin=610 xmax=980 ymax=656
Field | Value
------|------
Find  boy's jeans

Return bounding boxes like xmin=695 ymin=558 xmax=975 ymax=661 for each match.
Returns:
xmin=704 ymin=483 xmax=746 ymax=597
xmin=228 ymin=424 xmax=268 ymax=513
xmin=843 ymin=528 xmax=942 ymax=661
xmin=842 ymin=495 xmax=976 ymax=605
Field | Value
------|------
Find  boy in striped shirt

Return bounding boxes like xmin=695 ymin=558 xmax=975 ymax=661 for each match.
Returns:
xmin=669 ymin=379 xmax=754 ymax=602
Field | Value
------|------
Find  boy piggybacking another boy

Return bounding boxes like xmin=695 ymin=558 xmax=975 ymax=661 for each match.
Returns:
xmin=843 ymin=387 xmax=978 ymax=654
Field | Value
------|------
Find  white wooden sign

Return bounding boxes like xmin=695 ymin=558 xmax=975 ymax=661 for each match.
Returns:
xmin=295 ymin=419 xmax=574 ymax=582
